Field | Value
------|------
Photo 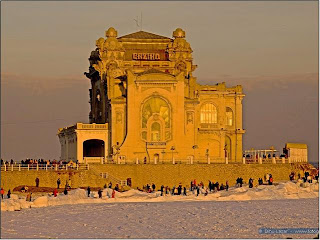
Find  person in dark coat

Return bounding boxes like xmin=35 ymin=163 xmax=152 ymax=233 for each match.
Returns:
xmin=57 ymin=178 xmax=61 ymax=189
xmin=7 ymin=189 xmax=11 ymax=199
xmin=196 ymin=186 xmax=200 ymax=196
xmin=98 ymin=189 xmax=102 ymax=198
xmin=35 ymin=177 xmax=40 ymax=187
xmin=249 ymin=178 xmax=253 ymax=188
xmin=87 ymin=186 xmax=91 ymax=197
xmin=183 ymin=187 xmax=187 ymax=196
xmin=160 ymin=185 xmax=164 ymax=196
xmin=152 ymin=183 xmax=156 ymax=192
xmin=226 ymin=181 xmax=229 ymax=191
xmin=64 ymin=188 xmax=68 ymax=195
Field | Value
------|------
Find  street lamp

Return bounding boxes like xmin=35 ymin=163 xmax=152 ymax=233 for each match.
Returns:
xmin=170 ymin=146 xmax=175 ymax=163
xmin=161 ymin=150 xmax=165 ymax=163
xmin=192 ymin=145 xmax=198 ymax=163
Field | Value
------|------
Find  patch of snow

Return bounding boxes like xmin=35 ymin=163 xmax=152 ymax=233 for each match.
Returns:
xmin=1 ymin=182 xmax=318 ymax=212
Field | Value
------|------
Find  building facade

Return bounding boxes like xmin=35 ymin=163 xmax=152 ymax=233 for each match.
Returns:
xmin=58 ymin=27 xmax=245 ymax=163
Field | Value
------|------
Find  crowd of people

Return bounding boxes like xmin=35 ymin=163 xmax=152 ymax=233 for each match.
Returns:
xmin=0 ymin=158 xmax=79 ymax=169
xmin=1 ymin=169 xmax=319 ymax=201
xmin=289 ymin=170 xmax=319 ymax=183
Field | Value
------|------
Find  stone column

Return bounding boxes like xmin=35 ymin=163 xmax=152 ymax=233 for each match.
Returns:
xmin=225 ymin=157 xmax=228 ymax=164
xmin=281 ymin=157 xmax=285 ymax=164
xmin=258 ymin=157 xmax=262 ymax=164
xmin=272 ymin=157 xmax=276 ymax=164
xmin=242 ymin=157 xmax=246 ymax=164
xmin=136 ymin=158 xmax=139 ymax=164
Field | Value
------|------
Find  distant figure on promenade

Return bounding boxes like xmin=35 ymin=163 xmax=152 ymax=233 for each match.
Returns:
xmin=183 ymin=187 xmax=187 ymax=196
xmin=53 ymin=189 xmax=58 ymax=197
xmin=104 ymin=183 xmax=107 ymax=189
xmin=35 ymin=177 xmax=40 ymax=187
xmin=112 ymin=189 xmax=115 ymax=198
xmin=98 ymin=189 xmax=102 ymax=198
xmin=10 ymin=159 xmax=14 ymax=165
xmin=144 ymin=157 xmax=147 ymax=164
xmin=160 ymin=185 xmax=164 ymax=196
xmin=87 ymin=186 xmax=91 ymax=197
xmin=269 ymin=174 xmax=273 ymax=185
xmin=114 ymin=184 xmax=119 ymax=192
xmin=0 ymin=188 xmax=4 ymax=199
xmin=108 ymin=182 xmax=112 ymax=188
xmin=226 ymin=181 xmax=229 ymax=191
xmin=258 ymin=178 xmax=263 ymax=185
xmin=249 ymin=178 xmax=253 ymax=188
xmin=63 ymin=188 xmax=68 ymax=195
xmin=152 ymin=183 xmax=156 ymax=192
xmin=26 ymin=192 xmax=32 ymax=201
xmin=196 ymin=186 xmax=200 ymax=196
xmin=7 ymin=189 xmax=11 ymax=199
xmin=289 ymin=172 xmax=295 ymax=181
xmin=57 ymin=178 xmax=61 ymax=189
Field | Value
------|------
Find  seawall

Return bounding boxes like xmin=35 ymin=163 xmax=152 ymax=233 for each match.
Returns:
xmin=0 ymin=163 xmax=313 ymax=191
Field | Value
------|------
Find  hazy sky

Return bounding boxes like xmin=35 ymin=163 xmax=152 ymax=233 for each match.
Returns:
xmin=1 ymin=1 xmax=318 ymax=163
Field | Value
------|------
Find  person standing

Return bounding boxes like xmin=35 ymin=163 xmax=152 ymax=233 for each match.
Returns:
xmin=160 ymin=185 xmax=164 ymax=196
xmin=183 ymin=187 xmax=187 ymax=196
xmin=98 ymin=189 xmax=102 ymax=198
xmin=53 ymin=188 xmax=58 ymax=197
xmin=196 ymin=186 xmax=200 ymax=196
xmin=0 ymin=188 xmax=4 ymax=199
xmin=7 ymin=189 xmax=11 ymax=199
xmin=226 ymin=181 xmax=229 ymax=191
xmin=57 ymin=178 xmax=61 ymax=189
xmin=26 ymin=192 xmax=32 ymax=201
xmin=87 ymin=186 xmax=91 ymax=197
xmin=35 ymin=177 xmax=40 ymax=187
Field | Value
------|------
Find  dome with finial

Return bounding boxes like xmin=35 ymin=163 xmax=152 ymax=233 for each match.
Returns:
xmin=105 ymin=27 xmax=118 ymax=38
xmin=173 ymin=28 xmax=185 ymax=38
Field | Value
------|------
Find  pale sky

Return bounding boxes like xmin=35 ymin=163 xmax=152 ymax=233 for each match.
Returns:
xmin=1 ymin=1 xmax=318 ymax=163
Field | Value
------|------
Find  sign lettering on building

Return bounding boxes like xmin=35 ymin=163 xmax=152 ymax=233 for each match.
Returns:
xmin=132 ymin=53 xmax=160 ymax=60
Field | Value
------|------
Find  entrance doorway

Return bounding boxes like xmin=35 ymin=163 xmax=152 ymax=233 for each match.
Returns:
xmin=83 ymin=139 xmax=105 ymax=157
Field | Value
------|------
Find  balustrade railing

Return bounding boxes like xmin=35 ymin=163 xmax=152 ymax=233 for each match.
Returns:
xmin=0 ymin=163 xmax=89 ymax=172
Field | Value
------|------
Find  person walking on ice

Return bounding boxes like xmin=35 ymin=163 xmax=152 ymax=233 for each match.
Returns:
xmin=87 ymin=186 xmax=91 ymax=197
xmin=35 ymin=177 xmax=40 ymax=187
xmin=57 ymin=178 xmax=61 ymax=189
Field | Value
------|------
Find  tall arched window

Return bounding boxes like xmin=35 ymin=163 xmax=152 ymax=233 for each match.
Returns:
xmin=200 ymin=103 xmax=217 ymax=124
xmin=141 ymin=97 xmax=171 ymax=141
xmin=226 ymin=107 xmax=233 ymax=126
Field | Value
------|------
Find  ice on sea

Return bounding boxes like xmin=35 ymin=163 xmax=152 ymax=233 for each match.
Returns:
xmin=1 ymin=181 xmax=318 ymax=212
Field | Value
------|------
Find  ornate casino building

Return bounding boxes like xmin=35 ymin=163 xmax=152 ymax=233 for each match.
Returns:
xmin=58 ymin=27 xmax=245 ymax=164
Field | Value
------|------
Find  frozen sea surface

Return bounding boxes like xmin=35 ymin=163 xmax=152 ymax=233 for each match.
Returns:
xmin=1 ymin=198 xmax=318 ymax=239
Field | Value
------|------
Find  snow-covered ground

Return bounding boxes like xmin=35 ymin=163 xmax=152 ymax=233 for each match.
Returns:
xmin=1 ymin=199 xmax=318 ymax=239
xmin=1 ymin=181 xmax=318 ymax=211
xmin=1 ymin=181 xmax=319 ymax=238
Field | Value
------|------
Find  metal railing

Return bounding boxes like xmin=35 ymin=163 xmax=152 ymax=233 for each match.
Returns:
xmin=1 ymin=163 xmax=89 ymax=172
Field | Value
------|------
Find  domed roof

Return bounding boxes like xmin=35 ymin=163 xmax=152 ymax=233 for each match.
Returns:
xmin=105 ymin=27 xmax=118 ymax=38
xmin=173 ymin=28 xmax=185 ymax=38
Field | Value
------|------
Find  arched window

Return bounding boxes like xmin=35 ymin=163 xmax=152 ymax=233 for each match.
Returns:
xmin=200 ymin=103 xmax=217 ymax=124
xmin=141 ymin=97 xmax=171 ymax=141
xmin=226 ymin=107 xmax=233 ymax=126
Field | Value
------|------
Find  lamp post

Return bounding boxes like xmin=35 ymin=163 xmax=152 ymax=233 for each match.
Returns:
xmin=192 ymin=145 xmax=198 ymax=164
xmin=161 ymin=150 xmax=165 ymax=163
xmin=171 ymin=146 xmax=175 ymax=164
xmin=206 ymin=149 xmax=210 ymax=164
